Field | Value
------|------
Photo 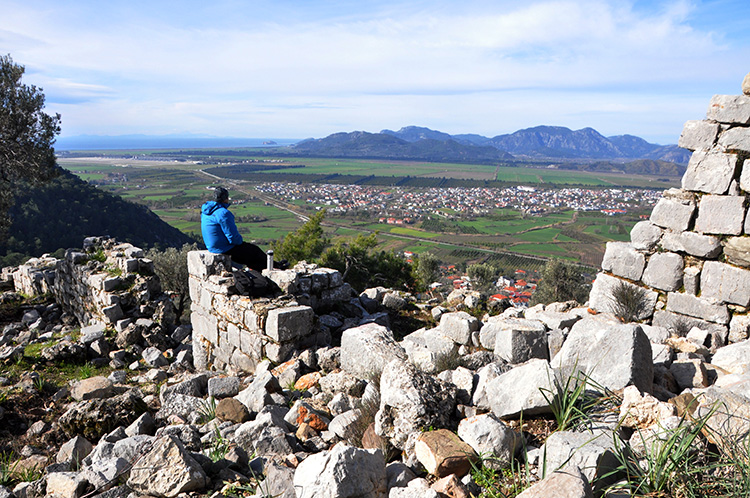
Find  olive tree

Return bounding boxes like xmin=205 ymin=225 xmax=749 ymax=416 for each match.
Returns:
xmin=0 ymin=54 xmax=62 ymax=237
xmin=147 ymin=243 xmax=198 ymax=323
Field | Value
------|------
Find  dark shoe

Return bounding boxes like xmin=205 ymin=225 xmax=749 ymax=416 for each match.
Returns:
xmin=275 ymin=259 xmax=289 ymax=270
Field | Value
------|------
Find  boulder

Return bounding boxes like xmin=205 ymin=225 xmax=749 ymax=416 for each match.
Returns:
xmin=293 ymin=443 xmax=387 ymax=498
xmin=642 ymin=252 xmax=683 ymax=292
xmin=207 ymin=375 xmax=241 ymax=398
xmin=541 ymin=431 xmax=618 ymax=486
xmin=439 ymin=312 xmax=481 ymax=345
xmin=588 ymin=273 xmax=657 ymax=320
xmin=45 ymin=472 xmax=89 ymax=498
xmin=127 ymin=435 xmax=208 ymax=497
xmin=215 ymin=397 xmax=251 ymax=423
xmin=681 ymin=149 xmax=738 ymax=194
xmin=59 ymin=389 xmax=147 ymax=440
xmin=694 ymin=195 xmax=746 ymax=235
xmin=706 ymin=94 xmax=750 ymax=124
xmin=551 ymin=316 xmax=653 ymax=393
xmin=414 ymin=429 xmax=478 ymax=478
xmin=678 ymin=120 xmax=720 ymax=151
xmin=235 ymin=369 xmax=282 ymax=412
xmin=457 ymin=413 xmax=521 ymax=469
xmin=712 ymin=340 xmax=750 ymax=375
xmin=649 ymin=189 xmax=696 ymax=232
xmin=601 ymin=242 xmax=645 ymax=281
xmin=70 ymin=376 xmax=114 ymax=401
xmin=375 ymin=360 xmax=456 ymax=452
xmin=724 ymin=237 xmax=750 ymax=269
xmin=340 ymin=323 xmax=406 ymax=379
xmin=629 ymin=221 xmax=663 ymax=251
xmin=701 ymin=261 xmax=750 ymax=307
xmin=56 ymin=435 xmax=94 ymax=466
xmin=491 ymin=318 xmax=548 ymax=364
xmin=487 ymin=359 xmax=555 ymax=419
xmin=516 ymin=466 xmax=593 ymax=498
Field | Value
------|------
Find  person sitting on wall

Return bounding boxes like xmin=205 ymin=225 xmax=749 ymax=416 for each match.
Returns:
xmin=201 ymin=187 xmax=287 ymax=271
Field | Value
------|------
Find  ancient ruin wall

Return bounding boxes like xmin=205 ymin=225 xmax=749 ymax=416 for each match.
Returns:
xmin=9 ymin=237 xmax=169 ymax=327
xmin=187 ymin=250 xmax=352 ymax=373
xmin=589 ymin=86 xmax=750 ymax=344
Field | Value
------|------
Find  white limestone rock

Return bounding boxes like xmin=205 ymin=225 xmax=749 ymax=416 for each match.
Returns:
xmin=127 ymin=435 xmax=208 ymax=498
xmin=340 ymin=323 xmax=407 ymax=379
xmin=682 ymin=149 xmax=738 ymax=194
xmin=642 ymin=252 xmax=683 ymax=292
xmin=694 ymin=195 xmax=746 ymax=235
xmin=629 ymin=221 xmax=663 ymax=251
xmin=551 ymin=315 xmax=653 ymax=393
xmin=487 ymin=358 xmax=555 ymax=419
xmin=678 ymin=120 xmax=720 ymax=151
xmin=293 ymin=443 xmax=387 ymax=498
xmin=588 ymin=273 xmax=657 ymax=320
xmin=601 ymin=242 xmax=645 ymax=281
xmin=650 ymin=189 xmax=696 ymax=232
xmin=712 ymin=340 xmax=750 ymax=375
xmin=439 ymin=311 xmax=481 ymax=345
xmin=492 ymin=318 xmax=548 ymax=364
xmin=701 ymin=260 xmax=750 ymax=307
xmin=707 ymin=94 xmax=750 ymax=124
xmin=666 ymin=292 xmax=729 ymax=324
xmin=457 ymin=413 xmax=522 ymax=469
xmin=516 ymin=466 xmax=593 ymax=498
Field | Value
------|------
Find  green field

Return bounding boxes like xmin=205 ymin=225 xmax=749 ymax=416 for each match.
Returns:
xmin=57 ymin=153 xmax=662 ymax=268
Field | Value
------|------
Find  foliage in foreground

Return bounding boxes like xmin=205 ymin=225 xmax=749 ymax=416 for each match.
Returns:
xmin=319 ymin=232 xmax=414 ymax=292
xmin=148 ymin=243 xmax=198 ymax=322
xmin=531 ymin=258 xmax=589 ymax=305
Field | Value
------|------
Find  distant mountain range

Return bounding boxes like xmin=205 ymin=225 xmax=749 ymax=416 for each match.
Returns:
xmin=378 ymin=125 xmax=690 ymax=163
xmin=57 ymin=125 xmax=691 ymax=169
xmin=291 ymin=130 xmax=514 ymax=163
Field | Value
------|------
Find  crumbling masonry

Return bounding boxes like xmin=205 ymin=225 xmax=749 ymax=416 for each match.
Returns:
xmin=589 ymin=89 xmax=750 ymax=345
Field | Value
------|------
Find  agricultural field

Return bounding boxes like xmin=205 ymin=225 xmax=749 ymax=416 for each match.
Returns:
xmin=58 ymin=152 xmax=661 ymax=269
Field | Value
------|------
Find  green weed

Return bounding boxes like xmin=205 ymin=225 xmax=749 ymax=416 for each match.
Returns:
xmin=198 ymin=396 xmax=217 ymax=424
xmin=206 ymin=427 xmax=231 ymax=462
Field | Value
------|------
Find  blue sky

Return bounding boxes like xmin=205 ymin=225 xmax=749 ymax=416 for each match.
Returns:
xmin=2 ymin=0 xmax=749 ymax=144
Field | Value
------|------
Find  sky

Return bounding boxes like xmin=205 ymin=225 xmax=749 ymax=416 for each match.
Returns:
xmin=2 ymin=0 xmax=749 ymax=144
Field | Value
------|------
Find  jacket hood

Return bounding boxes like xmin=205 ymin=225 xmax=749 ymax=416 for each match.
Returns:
xmin=201 ymin=201 xmax=227 ymax=215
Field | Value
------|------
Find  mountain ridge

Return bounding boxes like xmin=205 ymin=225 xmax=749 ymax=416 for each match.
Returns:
xmin=381 ymin=125 xmax=690 ymax=163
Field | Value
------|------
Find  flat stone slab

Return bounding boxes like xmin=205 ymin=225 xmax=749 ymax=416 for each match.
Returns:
xmin=649 ymin=189 xmax=696 ymax=232
xmin=601 ymin=242 xmax=645 ymax=281
xmin=682 ymin=149 xmax=738 ymax=194
xmin=678 ymin=120 xmax=720 ymax=151
xmin=666 ymin=292 xmax=729 ymax=324
xmin=642 ymin=252 xmax=683 ymax=292
xmin=694 ymin=195 xmax=746 ymax=235
xmin=701 ymin=261 xmax=750 ymax=306
xmin=707 ymin=94 xmax=750 ymax=124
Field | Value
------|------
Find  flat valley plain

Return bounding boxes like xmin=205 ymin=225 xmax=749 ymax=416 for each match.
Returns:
xmin=58 ymin=150 xmax=679 ymax=270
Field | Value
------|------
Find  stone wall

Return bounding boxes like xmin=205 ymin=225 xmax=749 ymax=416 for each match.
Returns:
xmin=589 ymin=85 xmax=750 ymax=344
xmin=187 ymin=250 xmax=353 ymax=373
xmin=8 ymin=237 xmax=171 ymax=328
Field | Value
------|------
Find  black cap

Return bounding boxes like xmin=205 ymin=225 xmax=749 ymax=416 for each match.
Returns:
xmin=214 ymin=187 xmax=229 ymax=203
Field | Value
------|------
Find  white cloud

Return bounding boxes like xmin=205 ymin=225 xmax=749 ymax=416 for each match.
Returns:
xmin=2 ymin=0 xmax=746 ymax=141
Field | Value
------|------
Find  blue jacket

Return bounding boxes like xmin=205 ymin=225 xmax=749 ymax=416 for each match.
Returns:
xmin=201 ymin=201 xmax=243 ymax=253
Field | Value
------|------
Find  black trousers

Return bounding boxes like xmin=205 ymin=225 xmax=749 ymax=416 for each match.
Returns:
xmin=224 ymin=242 xmax=269 ymax=272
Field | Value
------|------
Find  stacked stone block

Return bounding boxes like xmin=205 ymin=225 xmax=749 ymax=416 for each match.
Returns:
xmin=589 ymin=82 xmax=750 ymax=342
xmin=188 ymin=251 xmax=352 ymax=373
xmin=9 ymin=237 xmax=165 ymax=327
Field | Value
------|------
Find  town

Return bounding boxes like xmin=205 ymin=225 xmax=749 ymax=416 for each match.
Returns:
xmin=255 ymin=182 xmax=663 ymax=221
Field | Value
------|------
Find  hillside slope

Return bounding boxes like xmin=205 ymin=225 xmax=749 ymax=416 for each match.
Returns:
xmin=0 ymin=169 xmax=194 ymax=266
